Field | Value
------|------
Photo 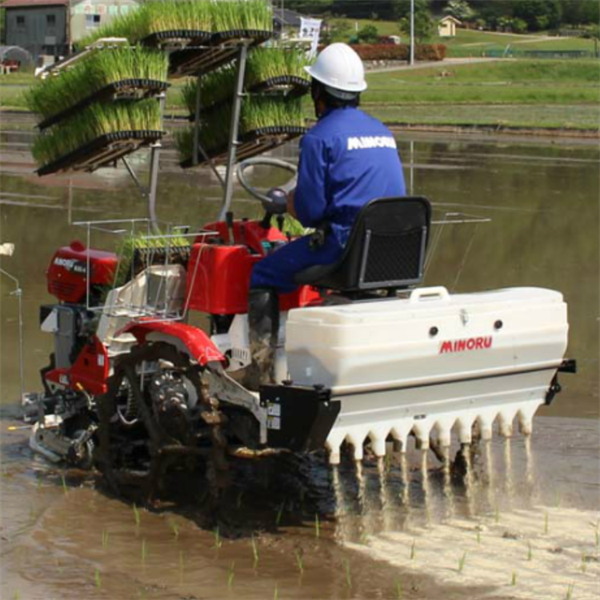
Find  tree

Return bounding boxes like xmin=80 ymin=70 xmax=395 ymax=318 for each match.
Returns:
xmin=398 ymin=10 xmax=435 ymax=43
xmin=444 ymin=0 xmax=475 ymax=21
xmin=513 ymin=0 xmax=562 ymax=32
xmin=357 ymin=24 xmax=380 ymax=43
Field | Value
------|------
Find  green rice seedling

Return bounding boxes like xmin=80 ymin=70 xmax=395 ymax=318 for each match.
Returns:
xmin=241 ymin=96 xmax=305 ymax=132
xmin=245 ymin=48 xmax=311 ymax=90
xmin=169 ymin=519 xmax=179 ymax=540
xmin=60 ymin=473 xmax=67 ymax=493
xmin=32 ymin=99 xmax=162 ymax=168
xmin=565 ymin=583 xmax=574 ymax=600
xmin=511 ymin=571 xmax=517 ymax=586
xmin=182 ymin=65 xmax=237 ymax=114
xmin=141 ymin=538 xmax=147 ymax=563
xmin=276 ymin=503 xmax=284 ymax=526
xmin=251 ymin=535 xmax=259 ymax=568
xmin=581 ymin=551 xmax=587 ymax=573
xmin=544 ymin=512 xmax=549 ymax=534
xmin=273 ymin=584 xmax=279 ymax=600
xmin=476 ymin=530 xmax=481 ymax=544
xmin=213 ymin=526 xmax=222 ymax=549
xmin=77 ymin=0 xmax=217 ymax=47
xmin=227 ymin=561 xmax=235 ymax=588
xmin=344 ymin=559 xmax=352 ymax=589
xmin=95 ymin=569 xmax=102 ymax=588
xmin=26 ymin=47 xmax=168 ymax=122
xmin=314 ymin=513 xmax=320 ymax=538
xmin=13 ymin=591 xmax=21 ymax=600
xmin=359 ymin=531 xmax=369 ymax=545
xmin=133 ymin=503 xmax=141 ymax=528
xmin=395 ymin=579 xmax=403 ymax=600
xmin=458 ymin=552 xmax=467 ymax=573
xmin=410 ymin=539 xmax=416 ymax=560
xmin=527 ymin=540 xmax=532 ymax=561
xmin=295 ymin=549 xmax=304 ymax=575
xmin=102 ymin=529 xmax=109 ymax=549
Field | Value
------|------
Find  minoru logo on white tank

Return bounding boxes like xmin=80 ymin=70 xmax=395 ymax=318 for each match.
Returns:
xmin=347 ymin=136 xmax=397 ymax=151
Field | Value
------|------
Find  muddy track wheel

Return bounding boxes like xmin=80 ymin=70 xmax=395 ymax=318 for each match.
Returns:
xmin=94 ymin=342 xmax=229 ymax=504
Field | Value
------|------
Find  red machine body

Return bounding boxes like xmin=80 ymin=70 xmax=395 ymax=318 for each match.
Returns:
xmin=186 ymin=220 xmax=320 ymax=315
xmin=46 ymin=241 xmax=118 ymax=303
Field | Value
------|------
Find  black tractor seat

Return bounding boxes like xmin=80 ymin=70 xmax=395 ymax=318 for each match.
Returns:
xmin=294 ymin=196 xmax=431 ymax=294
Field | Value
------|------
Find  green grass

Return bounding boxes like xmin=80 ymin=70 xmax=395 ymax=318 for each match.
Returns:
xmin=360 ymin=60 xmax=600 ymax=130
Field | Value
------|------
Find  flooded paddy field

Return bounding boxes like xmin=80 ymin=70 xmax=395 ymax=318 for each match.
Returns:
xmin=1 ymin=115 xmax=598 ymax=599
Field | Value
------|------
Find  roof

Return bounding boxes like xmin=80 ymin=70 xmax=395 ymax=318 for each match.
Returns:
xmin=273 ymin=8 xmax=304 ymax=28
xmin=2 ymin=0 xmax=69 ymax=8
xmin=439 ymin=16 xmax=462 ymax=24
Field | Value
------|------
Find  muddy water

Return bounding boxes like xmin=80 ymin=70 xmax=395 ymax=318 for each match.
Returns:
xmin=1 ymin=115 xmax=599 ymax=599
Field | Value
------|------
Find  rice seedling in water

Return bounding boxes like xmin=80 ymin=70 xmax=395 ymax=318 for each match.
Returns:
xmin=169 ymin=519 xmax=179 ymax=539
xmin=565 ymin=583 xmax=575 ymax=600
xmin=95 ymin=569 xmax=102 ymax=588
xmin=133 ymin=503 xmax=141 ymax=528
xmin=13 ymin=591 xmax=21 ymax=600
xmin=295 ymin=549 xmax=304 ymax=574
xmin=410 ymin=539 xmax=416 ymax=560
xmin=314 ymin=513 xmax=320 ymax=538
xmin=581 ymin=552 xmax=587 ymax=573
xmin=511 ymin=571 xmax=517 ymax=586
xmin=102 ymin=529 xmax=109 ymax=549
xmin=251 ymin=535 xmax=259 ymax=568
xmin=476 ymin=530 xmax=481 ymax=544
xmin=227 ymin=561 xmax=235 ymax=588
xmin=344 ymin=560 xmax=352 ymax=589
xmin=544 ymin=512 xmax=549 ymax=534
xmin=458 ymin=552 xmax=467 ymax=573
xmin=26 ymin=47 xmax=168 ymax=121
xmin=273 ymin=584 xmax=279 ymax=600
xmin=213 ymin=526 xmax=222 ymax=549
xmin=527 ymin=540 xmax=532 ymax=561
xmin=395 ymin=579 xmax=403 ymax=599
xmin=60 ymin=473 xmax=67 ymax=493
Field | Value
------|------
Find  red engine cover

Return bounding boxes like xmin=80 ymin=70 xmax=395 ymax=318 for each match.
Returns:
xmin=46 ymin=241 xmax=118 ymax=303
xmin=186 ymin=240 xmax=320 ymax=315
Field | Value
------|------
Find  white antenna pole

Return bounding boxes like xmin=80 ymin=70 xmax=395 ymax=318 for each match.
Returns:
xmin=410 ymin=0 xmax=415 ymax=66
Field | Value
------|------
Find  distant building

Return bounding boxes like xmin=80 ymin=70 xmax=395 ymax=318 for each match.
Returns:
xmin=438 ymin=15 xmax=461 ymax=38
xmin=2 ymin=0 xmax=139 ymax=59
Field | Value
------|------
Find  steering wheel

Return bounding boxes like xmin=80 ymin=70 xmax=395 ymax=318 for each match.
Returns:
xmin=236 ymin=157 xmax=298 ymax=214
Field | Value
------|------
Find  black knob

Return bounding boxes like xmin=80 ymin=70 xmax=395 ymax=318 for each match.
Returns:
xmin=429 ymin=326 xmax=439 ymax=337
xmin=494 ymin=320 xmax=503 ymax=330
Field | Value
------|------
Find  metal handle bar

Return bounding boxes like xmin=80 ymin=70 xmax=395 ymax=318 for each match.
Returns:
xmin=236 ymin=157 xmax=298 ymax=204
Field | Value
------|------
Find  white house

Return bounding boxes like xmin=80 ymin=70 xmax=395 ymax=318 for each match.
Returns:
xmin=438 ymin=15 xmax=461 ymax=38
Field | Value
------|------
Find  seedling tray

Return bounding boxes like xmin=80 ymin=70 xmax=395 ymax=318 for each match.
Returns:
xmin=169 ymin=29 xmax=273 ymax=78
xmin=248 ymin=75 xmax=310 ymax=97
xmin=37 ymin=79 xmax=170 ymax=130
xmin=141 ymin=29 xmax=212 ymax=48
xmin=181 ymin=125 xmax=306 ymax=169
xmin=37 ymin=130 xmax=165 ymax=176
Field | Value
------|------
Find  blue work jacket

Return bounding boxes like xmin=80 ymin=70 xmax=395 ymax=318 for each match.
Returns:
xmin=294 ymin=106 xmax=406 ymax=245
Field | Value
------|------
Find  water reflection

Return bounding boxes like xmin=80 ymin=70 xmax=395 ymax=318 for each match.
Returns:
xmin=1 ymin=128 xmax=598 ymax=419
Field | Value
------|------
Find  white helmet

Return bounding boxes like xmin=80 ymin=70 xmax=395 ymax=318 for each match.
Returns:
xmin=304 ymin=43 xmax=367 ymax=100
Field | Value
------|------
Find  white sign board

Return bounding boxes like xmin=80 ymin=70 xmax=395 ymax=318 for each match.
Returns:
xmin=300 ymin=17 xmax=322 ymax=59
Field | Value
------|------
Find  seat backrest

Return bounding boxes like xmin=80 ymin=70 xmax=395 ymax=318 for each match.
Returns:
xmin=308 ymin=196 xmax=431 ymax=292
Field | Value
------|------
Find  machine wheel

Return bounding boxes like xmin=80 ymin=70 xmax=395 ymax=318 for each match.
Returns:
xmin=94 ymin=342 xmax=229 ymax=503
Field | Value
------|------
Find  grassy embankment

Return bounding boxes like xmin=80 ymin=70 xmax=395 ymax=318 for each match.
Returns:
xmin=330 ymin=20 xmax=598 ymax=57
xmin=362 ymin=59 xmax=600 ymax=130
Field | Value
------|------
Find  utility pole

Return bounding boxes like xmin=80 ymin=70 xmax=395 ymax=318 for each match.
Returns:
xmin=410 ymin=0 xmax=415 ymax=66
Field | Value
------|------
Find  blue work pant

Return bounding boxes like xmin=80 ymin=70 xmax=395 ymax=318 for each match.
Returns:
xmin=250 ymin=234 xmax=343 ymax=293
